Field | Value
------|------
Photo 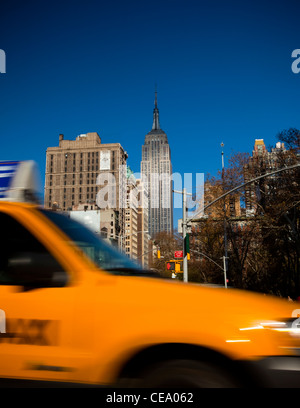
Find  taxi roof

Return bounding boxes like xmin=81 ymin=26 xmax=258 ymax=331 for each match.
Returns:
xmin=0 ymin=160 xmax=41 ymax=204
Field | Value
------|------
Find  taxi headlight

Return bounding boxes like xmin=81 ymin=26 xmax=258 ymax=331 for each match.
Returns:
xmin=262 ymin=318 xmax=300 ymax=338
xmin=240 ymin=318 xmax=300 ymax=338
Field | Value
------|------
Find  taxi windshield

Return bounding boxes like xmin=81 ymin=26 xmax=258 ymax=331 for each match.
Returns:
xmin=40 ymin=209 xmax=143 ymax=274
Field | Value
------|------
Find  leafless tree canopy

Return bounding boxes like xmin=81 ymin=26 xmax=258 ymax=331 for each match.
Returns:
xmin=154 ymin=129 xmax=300 ymax=298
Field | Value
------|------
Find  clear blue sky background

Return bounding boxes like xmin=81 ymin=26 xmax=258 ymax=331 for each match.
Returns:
xmin=1 ymin=0 xmax=300 ymax=226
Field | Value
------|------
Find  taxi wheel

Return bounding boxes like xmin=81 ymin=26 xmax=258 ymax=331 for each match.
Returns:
xmin=137 ymin=359 xmax=240 ymax=388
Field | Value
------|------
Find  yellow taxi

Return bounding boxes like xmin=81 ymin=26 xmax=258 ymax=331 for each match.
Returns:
xmin=0 ymin=161 xmax=299 ymax=387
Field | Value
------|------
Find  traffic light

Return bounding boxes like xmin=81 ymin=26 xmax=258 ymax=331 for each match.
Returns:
xmin=166 ymin=260 xmax=183 ymax=273
xmin=157 ymin=250 xmax=161 ymax=259
xmin=166 ymin=261 xmax=176 ymax=271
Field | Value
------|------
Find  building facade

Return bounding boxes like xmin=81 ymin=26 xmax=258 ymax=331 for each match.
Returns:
xmin=125 ymin=168 xmax=139 ymax=260
xmin=244 ymin=139 xmax=286 ymax=215
xmin=140 ymin=92 xmax=173 ymax=238
xmin=44 ymin=132 xmax=128 ymax=247
xmin=136 ymin=178 xmax=150 ymax=267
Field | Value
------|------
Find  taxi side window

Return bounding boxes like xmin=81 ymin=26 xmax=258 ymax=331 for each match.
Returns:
xmin=0 ymin=212 xmax=66 ymax=287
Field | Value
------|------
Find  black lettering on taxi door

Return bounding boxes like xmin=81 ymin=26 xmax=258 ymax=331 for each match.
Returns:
xmin=0 ymin=319 xmax=59 ymax=346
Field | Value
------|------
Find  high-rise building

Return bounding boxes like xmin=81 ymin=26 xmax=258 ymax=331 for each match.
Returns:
xmin=44 ymin=132 xmax=128 ymax=246
xmin=141 ymin=91 xmax=173 ymax=237
xmin=125 ymin=167 xmax=138 ymax=260
xmin=136 ymin=178 xmax=150 ymax=267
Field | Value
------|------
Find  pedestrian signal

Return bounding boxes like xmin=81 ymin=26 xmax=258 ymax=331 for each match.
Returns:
xmin=166 ymin=261 xmax=176 ymax=271
xmin=166 ymin=260 xmax=183 ymax=273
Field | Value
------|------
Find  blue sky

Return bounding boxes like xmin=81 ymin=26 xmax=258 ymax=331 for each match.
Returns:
xmin=1 ymin=0 xmax=300 ymax=226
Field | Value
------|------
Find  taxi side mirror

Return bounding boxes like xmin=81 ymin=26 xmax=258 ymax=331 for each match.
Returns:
xmin=3 ymin=252 xmax=68 ymax=289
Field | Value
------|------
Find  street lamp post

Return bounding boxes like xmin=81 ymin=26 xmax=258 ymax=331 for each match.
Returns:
xmin=174 ymin=188 xmax=192 ymax=283
xmin=190 ymin=249 xmax=228 ymax=288
xmin=182 ymin=188 xmax=188 ymax=283
xmin=221 ymin=142 xmax=228 ymax=288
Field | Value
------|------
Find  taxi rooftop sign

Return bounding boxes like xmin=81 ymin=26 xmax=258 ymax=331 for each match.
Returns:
xmin=0 ymin=160 xmax=41 ymax=203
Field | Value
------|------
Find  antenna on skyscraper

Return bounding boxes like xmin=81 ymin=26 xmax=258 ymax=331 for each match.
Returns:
xmin=154 ymin=83 xmax=158 ymax=108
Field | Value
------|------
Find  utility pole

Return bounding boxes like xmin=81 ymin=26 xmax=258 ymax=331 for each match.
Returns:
xmin=182 ymin=188 xmax=188 ymax=283
xmin=223 ymin=255 xmax=228 ymax=289
xmin=221 ymin=142 xmax=228 ymax=288
xmin=190 ymin=249 xmax=227 ymax=282
xmin=174 ymin=188 xmax=191 ymax=283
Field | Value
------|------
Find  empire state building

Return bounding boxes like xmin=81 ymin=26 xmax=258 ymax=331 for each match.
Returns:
xmin=141 ymin=91 xmax=173 ymax=237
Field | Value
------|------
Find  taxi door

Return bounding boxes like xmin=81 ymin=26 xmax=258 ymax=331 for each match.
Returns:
xmin=0 ymin=210 xmax=81 ymax=385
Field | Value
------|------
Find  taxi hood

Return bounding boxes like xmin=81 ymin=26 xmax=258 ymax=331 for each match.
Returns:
xmin=111 ymin=274 xmax=296 ymax=325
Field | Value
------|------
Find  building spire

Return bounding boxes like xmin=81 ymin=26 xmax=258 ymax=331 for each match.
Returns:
xmin=152 ymin=86 xmax=161 ymax=130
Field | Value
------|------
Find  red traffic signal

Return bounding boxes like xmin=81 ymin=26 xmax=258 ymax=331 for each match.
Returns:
xmin=166 ymin=261 xmax=176 ymax=271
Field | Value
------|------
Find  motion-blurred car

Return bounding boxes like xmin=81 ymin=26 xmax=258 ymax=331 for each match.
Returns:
xmin=0 ymin=161 xmax=299 ymax=387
